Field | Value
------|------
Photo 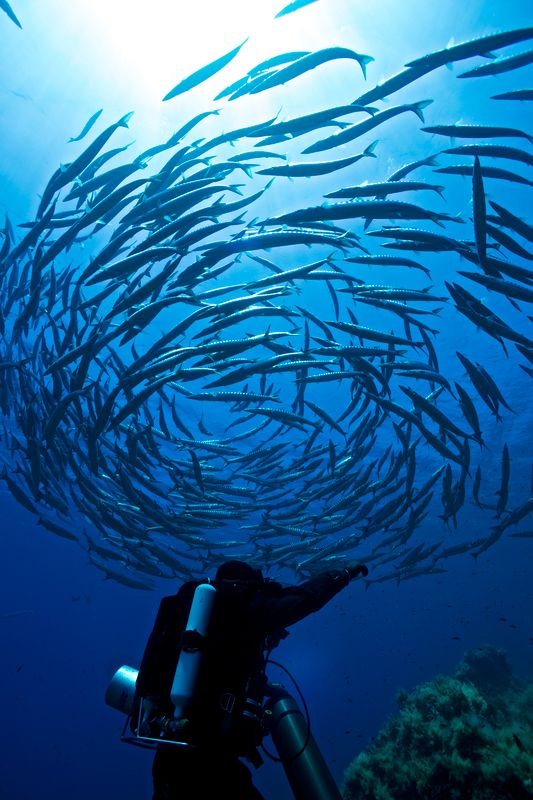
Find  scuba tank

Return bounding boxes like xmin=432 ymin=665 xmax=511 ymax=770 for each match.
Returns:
xmin=265 ymin=683 xmax=342 ymax=800
xmin=113 ymin=581 xmax=217 ymax=744
xmin=171 ymin=582 xmax=216 ymax=720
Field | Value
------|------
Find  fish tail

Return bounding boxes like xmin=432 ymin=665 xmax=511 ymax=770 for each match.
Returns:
xmin=412 ymin=99 xmax=433 ymax=122
xmin=424 ymin=154 xmax=440 ymax=168
xmin=119 ymin=111 xmax=134 ymax=128
xmin=363 ymin=140 xmax=379 ymax=158
xmin=358 ymin=54 xmax=375 ymax=79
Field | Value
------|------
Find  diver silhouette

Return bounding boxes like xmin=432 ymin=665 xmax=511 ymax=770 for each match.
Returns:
xmin=133 ymin=559 xmax=368 ymax=799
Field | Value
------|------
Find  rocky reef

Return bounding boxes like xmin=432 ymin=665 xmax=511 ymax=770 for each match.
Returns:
xmin=342 ymin=646 xmax=533 ymax=799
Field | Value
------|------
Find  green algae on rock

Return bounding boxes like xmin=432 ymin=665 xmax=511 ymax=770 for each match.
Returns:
xmin=342 ymin=646 xmax=533 ymax=800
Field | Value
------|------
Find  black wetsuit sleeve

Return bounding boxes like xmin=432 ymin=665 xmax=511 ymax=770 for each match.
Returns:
xmin=254 ymin=569 xmax=351 ymax=631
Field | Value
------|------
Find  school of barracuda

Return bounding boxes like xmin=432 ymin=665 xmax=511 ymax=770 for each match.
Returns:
xmin=1 ymin=8 xmax=532 ymax=589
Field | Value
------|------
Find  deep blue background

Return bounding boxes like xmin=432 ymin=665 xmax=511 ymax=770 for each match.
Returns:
xmin=2 ymin=492 xmax=532 ymax=799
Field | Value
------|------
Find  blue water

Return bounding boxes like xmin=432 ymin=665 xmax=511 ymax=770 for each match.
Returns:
xmin=1 ymin=1 xmax=532 ymax=798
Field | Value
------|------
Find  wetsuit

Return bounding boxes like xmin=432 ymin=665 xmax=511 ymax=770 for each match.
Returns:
xmin=135 ymin=568 xmax=353 ymax=800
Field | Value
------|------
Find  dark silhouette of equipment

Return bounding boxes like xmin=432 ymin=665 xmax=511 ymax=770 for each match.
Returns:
xmin=105 ymin=666 xmax=342 ymax=800
xmin=265 ymin=683 xmax=342 ymax=800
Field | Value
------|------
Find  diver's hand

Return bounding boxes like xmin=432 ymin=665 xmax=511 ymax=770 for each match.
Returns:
xmin=345 ymin=562 xmax=369 ymax=580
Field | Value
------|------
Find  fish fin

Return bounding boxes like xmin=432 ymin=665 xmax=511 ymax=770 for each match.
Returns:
xmin=364 ymin=139 xmax=379 ymax=157
xmin=119 ymin=111 xmax=134 ymax=127
xmin=412 ymin=99 xmax=433 ymax=122
xmin=358 ymin=54 xmax=375 ymax=80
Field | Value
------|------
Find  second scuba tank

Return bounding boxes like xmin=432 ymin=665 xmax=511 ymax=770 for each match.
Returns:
xmin=265 ymin=683 xmax=342 ymax=800
xmin=170 ymin=582 xmax=216 ymax=719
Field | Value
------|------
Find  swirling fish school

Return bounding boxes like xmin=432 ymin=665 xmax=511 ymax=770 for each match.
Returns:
xmin=0 ymin=18 xmax=531 ymax=588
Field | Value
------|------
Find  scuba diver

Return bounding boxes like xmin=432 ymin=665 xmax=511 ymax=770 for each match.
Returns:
xmin=132 ymin=559 xmax=369 ymax=800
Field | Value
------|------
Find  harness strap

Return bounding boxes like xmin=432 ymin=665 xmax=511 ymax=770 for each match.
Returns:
xmin=179 ymin=629 xmax=206 ymax=653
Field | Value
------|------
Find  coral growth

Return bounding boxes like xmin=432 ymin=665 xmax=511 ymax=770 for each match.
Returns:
xmin=342 ymin=646 xmax=533 ymax=800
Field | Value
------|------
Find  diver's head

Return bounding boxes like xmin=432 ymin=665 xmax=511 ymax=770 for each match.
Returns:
xmin=215 ymin=560 xmax=264 ymax=585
